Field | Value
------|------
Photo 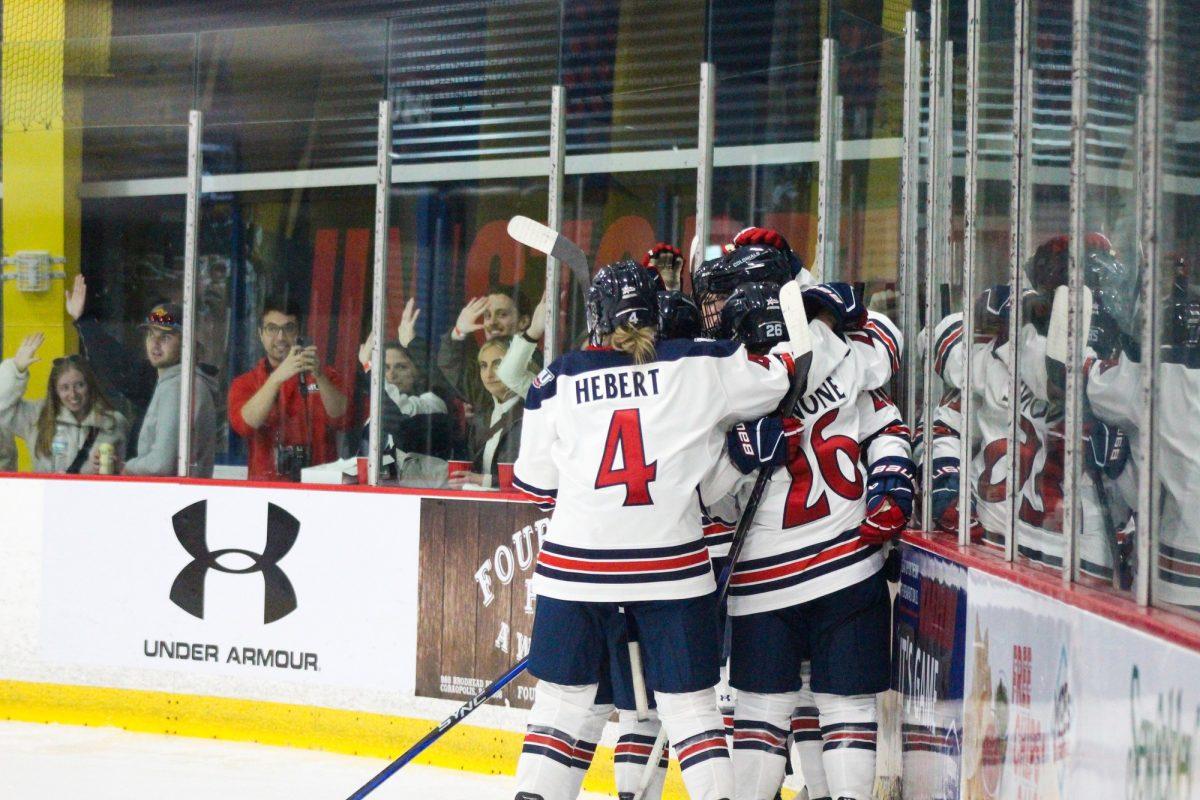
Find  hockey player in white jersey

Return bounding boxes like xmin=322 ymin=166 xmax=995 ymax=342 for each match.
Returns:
xmin=693 ymin=229 xmax=909 ymax=800
xmin=918 ymin=286 xmax=1013 ymax=545
xmin=609 ymin=287 xmax=704 ymax=800
xmin=1017 ymin=234 xmax=1123 ymax=578
xmin=511 ymin=260 xmax=796 ymax=800
xmin=716 ymin=282 xmax=914 ymax=800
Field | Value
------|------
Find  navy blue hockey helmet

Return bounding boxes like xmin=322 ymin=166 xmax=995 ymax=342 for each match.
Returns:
xmin=720 ymin=282 xmax=785 ymax=352
xmin=721 ymin=244 xmax=796 ymax=287
xmin=586 ymin=259 xmax=663 ymax=346
xmin=693 ymin=245 xmax=795 ymax=337
xmin=657 ymin=290 xmax=702 ymax=340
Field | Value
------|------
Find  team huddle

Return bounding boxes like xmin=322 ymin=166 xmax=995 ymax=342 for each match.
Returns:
xmin=510 ymin=226 xmax=915 ymax=800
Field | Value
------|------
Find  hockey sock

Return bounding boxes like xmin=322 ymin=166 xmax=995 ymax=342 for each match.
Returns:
xmin=614 ymin=709 xmax=668 ymax=800
xmin=516 ymin=681 xmax=607 ymax=800
xmin=731 ymin=690 xmax=802 ymax=800
xmin=791 ymin=702 xmax=831 ymax=798
xmin=813 ymin=692 xmax=877 ymax=800
xmin=564 ymin=700 xmax=611 ymax=798
xmin=655 ymin=687 xmax=734 ymax=800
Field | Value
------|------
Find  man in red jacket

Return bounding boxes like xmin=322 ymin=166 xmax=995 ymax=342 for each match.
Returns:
xmin=228 ymin=297 xmax=350 ymax=481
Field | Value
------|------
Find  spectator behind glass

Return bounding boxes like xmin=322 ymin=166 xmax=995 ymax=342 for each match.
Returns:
xmin=95 ymin=303 xmax=220 ymax=477
xmin=66 ymin=275 xmax=155 ymax=437
xmin=357 ymin=332 xmax=456 ymax=487
xmin=228 ymin=297 xmax=350 ymax=482
xmin=449 ymin=336 xmax=523 ymax=490
xmin=0 ymin=333 xmax=128 ymax=474
xmin=438 ymin=284 xmax=537 ymax=410
xmin=496 ymin=289 xmax=547 ymax=399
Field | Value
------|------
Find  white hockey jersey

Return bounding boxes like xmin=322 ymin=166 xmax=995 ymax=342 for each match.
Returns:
xmin=513 ymin=338 xmax=793 ymax=603
xmin=724 ymin=319 xmax=903 ymax=616
xmin=1013 ymin=323 xmax=1113 ymax=577
xmin=1089 ymin=350 xmax=1200 ymax=606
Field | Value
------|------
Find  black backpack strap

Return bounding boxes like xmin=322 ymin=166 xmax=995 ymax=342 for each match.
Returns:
xmin=65 ymin=427 xmax=100 ymax=474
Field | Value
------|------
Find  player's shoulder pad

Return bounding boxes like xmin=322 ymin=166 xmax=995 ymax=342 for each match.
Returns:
xmin=525 ymin=359 xmax=561 ymax=410
xmin=858 ymin=309 xmax=902 ymax=373
xmin=931 ymin=311 xmax=965 ymax=378
xmin=656 ymin=336 xmax=742 ymax=361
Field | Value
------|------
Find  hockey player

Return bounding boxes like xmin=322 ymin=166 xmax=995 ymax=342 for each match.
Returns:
xmin=717 ymin=282 xmax=913 ymax=800
xmin=643 ymin=243 xmax=686 ymax=292
xmin=610 ymin=287 xmax=705 ymax=800
xmin=511 ymin=260 xmax=796 ymax=800
xmin=918 ymin=285 xmax=1013 ymax=545
xmin=1017 ymin=234 xmax=1125 ymax=579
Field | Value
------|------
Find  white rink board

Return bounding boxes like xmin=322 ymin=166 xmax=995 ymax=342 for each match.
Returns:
xmin=39 ymin=479 xmax=421 ymax=692
xmin=960 ymin=567 xmax=1200 ymax=799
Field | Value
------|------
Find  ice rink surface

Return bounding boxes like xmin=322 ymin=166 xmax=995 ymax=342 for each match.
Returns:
xmin=0 ymin=721 xmax=612 ymax=800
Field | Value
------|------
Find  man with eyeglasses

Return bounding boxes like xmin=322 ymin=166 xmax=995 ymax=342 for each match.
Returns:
xmin=228 ymin=297 xmax=349 ymax=482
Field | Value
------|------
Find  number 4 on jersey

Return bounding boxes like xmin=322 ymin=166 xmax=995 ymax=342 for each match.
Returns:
xmin=595 ymin=409 xmax=658 ymax=506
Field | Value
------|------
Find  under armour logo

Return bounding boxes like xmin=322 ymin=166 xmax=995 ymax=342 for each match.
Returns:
xmin=170 ymin=500 xmax=299 ymax=624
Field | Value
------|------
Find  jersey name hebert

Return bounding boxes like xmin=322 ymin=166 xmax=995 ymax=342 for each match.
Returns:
xmin=574 ymin=367 xmax=661 ymax=404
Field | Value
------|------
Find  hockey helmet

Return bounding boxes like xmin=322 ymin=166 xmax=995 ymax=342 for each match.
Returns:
xmin=657 ymin=290 xmax=702 ymax=341
xmin=692 ymin=255 xmax=740 ymax=337
xmin=973 ymin=284 xmax=1012 ymax=340
xmin=1026 ymin=232 xmax=1114 ymax=291
xmin=720 ymin=282 xmax=786 ymax=352
xmin=586 ymin=259 xmax=663 ymax=346
xmin=722 ymin=244 xmax=796 ymax=287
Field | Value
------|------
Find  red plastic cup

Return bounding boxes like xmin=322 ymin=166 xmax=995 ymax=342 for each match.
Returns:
xmin=497 ymin=463 xmax=515 ymax=491
xmin=357 ymin=457 xmax=368 ymax=484
xmin=447 ymin=459 xmax=472 ymax=481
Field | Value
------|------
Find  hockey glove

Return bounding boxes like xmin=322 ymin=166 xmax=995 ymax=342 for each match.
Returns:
xmin=1084 ymin=419 xmax=1129 ymax=481
xmin=732 ymin=226 xmax=805 ymax=276
xmin=642 ymin=242 xmax=683 ymax=268
xmin=929 ymin=456 xmax=961 ymax=533
xmin=801 ymin=282 xmax=868 ymax=332
xmin=858 ymin=455 xmax=916 ymax=545
xmin=726 ymin=416 xmax=802 ymax=474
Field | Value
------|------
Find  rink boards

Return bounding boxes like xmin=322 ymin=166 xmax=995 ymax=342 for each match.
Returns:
xmin=1 ymin=473 xmax=1199 ymax=799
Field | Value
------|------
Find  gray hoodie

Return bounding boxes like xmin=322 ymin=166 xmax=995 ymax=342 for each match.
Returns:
xmin=123 ymin=363 xmax=219 ymax=478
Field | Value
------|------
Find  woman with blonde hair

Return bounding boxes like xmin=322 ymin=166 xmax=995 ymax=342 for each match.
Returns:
xmin=0 ymin=333 xmax=128 ymax=474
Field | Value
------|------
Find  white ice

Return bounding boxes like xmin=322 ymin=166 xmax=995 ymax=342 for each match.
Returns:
xmin=0 ymin=720 xmax=612 ymax=799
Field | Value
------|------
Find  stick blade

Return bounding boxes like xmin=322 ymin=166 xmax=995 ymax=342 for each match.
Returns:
xmin=506 ymin=215 xmax=591 ymax=285
xmin=778 ymin=279 xmax=812 ymax=359
xmin=507 ymin=215 xmax=557 ymax=254
xmin=1046 ymin=285 xmax=1070 ymax=364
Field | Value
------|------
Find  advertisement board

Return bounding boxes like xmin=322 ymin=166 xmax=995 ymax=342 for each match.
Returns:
xmin=40 ymin=480 xmax=421 ymax=692
xmin=961 ymin=569 xmax=1200 ymax=800
xmin=415 ymin=498 xmax=547 ymax=710
xmin=896 ymin=544 xmax=970 ymax=800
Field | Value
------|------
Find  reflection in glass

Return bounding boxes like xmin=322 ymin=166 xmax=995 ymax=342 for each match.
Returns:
xmin=963 ymin=13 xmax=1017 ymax=553
xmin=1152 ymin=0 xmax=1200 ymax=615
xmin=1012 ymin=0 xmax=1071 ymax=573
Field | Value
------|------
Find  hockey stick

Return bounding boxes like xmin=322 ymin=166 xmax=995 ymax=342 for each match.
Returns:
xmin=345 ymin=659 xmax=528 ymax=800
xmin=507 ymin=215 xmax=591 ymax=287
xmin=622 ymin=606 xmax=652 ymax=721
xmin=632 ymin=280 xmax=814 ymax=800
xmin=1045 ymin=286 xmax=1126 ymax=584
